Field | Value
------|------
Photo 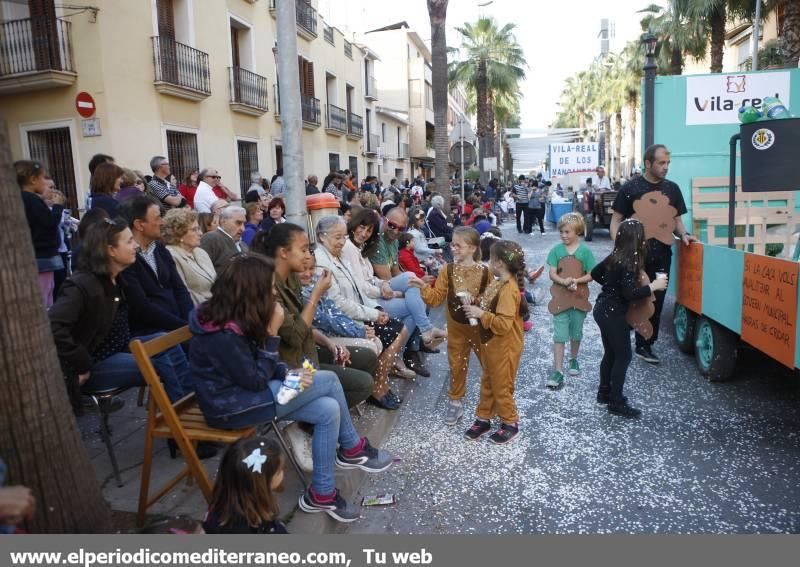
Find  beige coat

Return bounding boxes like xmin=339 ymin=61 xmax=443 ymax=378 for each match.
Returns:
xmin=166 ymin=245 xmax=216 ymax=305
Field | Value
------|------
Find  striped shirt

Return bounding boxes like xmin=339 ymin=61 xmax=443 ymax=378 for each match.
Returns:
xmin=513 ymin=184 xmax=529 ymax=203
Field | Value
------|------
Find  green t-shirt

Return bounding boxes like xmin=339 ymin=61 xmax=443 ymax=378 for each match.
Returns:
xmin=369 ymin=233 xmax=399 ymax=268
xmin=546 ymin=242 xmax=596 ymax=274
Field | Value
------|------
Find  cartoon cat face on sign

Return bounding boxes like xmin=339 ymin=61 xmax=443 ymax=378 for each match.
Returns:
xmin=548 ymin=256 xmax=592 ymax=315
xmin=631 ymin=191 xmax=678 ymax=246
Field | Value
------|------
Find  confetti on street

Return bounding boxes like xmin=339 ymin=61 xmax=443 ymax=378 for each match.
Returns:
xmin=350 ymin=227 xmax=800 ymax=534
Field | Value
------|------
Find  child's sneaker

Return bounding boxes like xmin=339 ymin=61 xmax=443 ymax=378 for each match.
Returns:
xmin=298 ymin=488 xmax=359 ymax=523
xmin=523 ymin=321 xmax=533 ymax=332
xmin=546 ymin=370 xmax=564 ymax=389
xmin=568 ymin=358 xmax=580 ymax=376
xmin=444 ymin=399 xmax=464 ymax=426
xmin=489 ymin=422 xmax=520 ymax=444
xmin=464 ymin=419 xmax=492 ymax=441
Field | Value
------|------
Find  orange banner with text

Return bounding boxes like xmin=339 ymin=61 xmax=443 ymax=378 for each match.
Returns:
xmin=677 ymin=242 xmax=703 ymax=314
xmin=741 ymin=254 xmax=798 ymax=369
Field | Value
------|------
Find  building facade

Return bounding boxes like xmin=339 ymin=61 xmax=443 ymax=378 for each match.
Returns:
xmin=0 ymin=0 xmax=380 ymax=209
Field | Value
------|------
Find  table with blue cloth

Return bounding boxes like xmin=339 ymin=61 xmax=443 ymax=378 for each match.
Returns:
xmin=547 ymin=202 xmax=573 ymax=225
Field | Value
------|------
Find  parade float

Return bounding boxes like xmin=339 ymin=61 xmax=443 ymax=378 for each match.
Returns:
xmin=658 ymin=68 xmax=800 ymax=381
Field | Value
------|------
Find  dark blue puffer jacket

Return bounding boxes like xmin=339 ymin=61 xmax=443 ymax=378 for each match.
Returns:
xmin=188 ymin=309 xmax=288 ymax=429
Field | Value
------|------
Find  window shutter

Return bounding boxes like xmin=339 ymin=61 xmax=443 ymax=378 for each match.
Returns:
xmin=306 ymin=61 xmax=315 ymax=98
xmin=156 ymin=0 xmax=176 ymax=39
xmin=298 ymin=56 xmax=305 ymax=96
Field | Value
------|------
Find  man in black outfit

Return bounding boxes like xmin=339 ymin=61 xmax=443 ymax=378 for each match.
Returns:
xmin=610 ymin=144 xmax=696 ymax=365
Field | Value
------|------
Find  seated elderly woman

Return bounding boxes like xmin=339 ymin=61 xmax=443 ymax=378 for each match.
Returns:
xmin=163 ymin=208 xmax=216 ymax=305
xmin=314 ymin=215 xmax=412 ymax=410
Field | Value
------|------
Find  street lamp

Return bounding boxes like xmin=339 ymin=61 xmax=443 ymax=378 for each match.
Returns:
xmin=641 ymin=31 xmax=658 ymax=150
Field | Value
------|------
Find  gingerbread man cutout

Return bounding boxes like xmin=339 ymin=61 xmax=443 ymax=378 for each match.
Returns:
xmin=626 ymin=271 xmax=656 ymax=340
xmin=631 ymin=191 xmax=678 ymax=246
xmin=548 ymin=256 xmax=592 ymax=315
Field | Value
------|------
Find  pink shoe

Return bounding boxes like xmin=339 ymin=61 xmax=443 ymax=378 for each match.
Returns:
xmin=523 ymin=321 xmax=533 ymax=332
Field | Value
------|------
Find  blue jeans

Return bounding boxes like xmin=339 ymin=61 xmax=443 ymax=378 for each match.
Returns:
xmin=378 ymin=272 xmax=433 ymax=334
xmin=270 ymin=370 xmax=360 ymax=495
xmin=85 ymin=333 xmax=193 ymax=402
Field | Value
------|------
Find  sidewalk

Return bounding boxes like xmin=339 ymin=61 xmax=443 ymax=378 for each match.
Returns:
xmin=79 ymin=351 xmax=434 ymax=534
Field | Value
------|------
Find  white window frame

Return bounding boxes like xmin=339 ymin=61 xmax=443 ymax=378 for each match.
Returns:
xmin=227 ymin=12 xmax=257 ymax=72
xmin=150 ymin=0 xmax=196 ymax=45
xmin=18 ymin=118 xmax=84 ymax=205
xmin=233 ymin=135 xmax=261 ymax=197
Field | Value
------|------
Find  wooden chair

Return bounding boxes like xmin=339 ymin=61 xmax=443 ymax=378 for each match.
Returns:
xmin=130 ymin=327 xmax=256 ymax=526
xmin=131 ymin=326 xmax=308 ymax=527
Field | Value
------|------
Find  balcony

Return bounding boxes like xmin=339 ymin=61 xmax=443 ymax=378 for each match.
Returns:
xmin=323 ymin=24 xmax=334 ymax=46
xmin=229 ymin=66 xmax=268 ymax=115
xmin=269 ymin=0 xmax=318 ymax=41
xmin=301 ymin=94 xmax=321 ymax=127
xmin=325 ymin=104 xmax=347 ymax=135
xmin=364 ymin=75 xmax=378 ymax=101
xmin=0 ymin=18 xmax=76 ymax=94
xmin=347 ymin=111 xmax=363 ymax=139
xmin=398 ymin=143 xmax=409 ymax=160
xmin=152 ymin=36 xmax=210 ymax=101
xmin=366 ymin=134 xmax=380 ymax=155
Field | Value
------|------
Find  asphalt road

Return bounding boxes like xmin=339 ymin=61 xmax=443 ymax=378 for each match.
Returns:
xmin=348 ymin=220 xmax=800 ymax=534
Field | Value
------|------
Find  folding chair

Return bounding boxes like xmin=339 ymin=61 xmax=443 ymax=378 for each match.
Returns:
xmin=130 ymin=327 xmax=307 ymax=527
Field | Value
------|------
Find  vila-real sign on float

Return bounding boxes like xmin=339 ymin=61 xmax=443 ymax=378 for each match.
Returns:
xmin=685 ymin=71 xmax=791 ymax=125
xmin=548 ymin=143 xmax=599 ymax=178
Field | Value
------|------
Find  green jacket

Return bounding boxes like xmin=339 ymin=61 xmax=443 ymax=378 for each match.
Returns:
xmin=274 ymin=273 xmax=318 ymax=368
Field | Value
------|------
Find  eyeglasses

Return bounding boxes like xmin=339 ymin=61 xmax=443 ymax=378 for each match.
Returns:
xmin=206 ymin=175 xmax=221 ymax=180
xmin=386 ymin=221 xmax=407 ymax=231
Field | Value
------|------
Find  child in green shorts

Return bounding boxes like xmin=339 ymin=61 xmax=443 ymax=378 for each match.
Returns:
xmin=546 ymin=213 xmax=596 ymax=389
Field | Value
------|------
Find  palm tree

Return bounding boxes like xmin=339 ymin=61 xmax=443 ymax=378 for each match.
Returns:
xmin=640 ymin=0 xmax=707 ymax=75
xmin=427 ymin=0 xmax=450 ymax=201
xmin=0 ymin=121 xmax=112 ymax=533
xmin=766 ymin=0 xmax=800 ymax=68
xmin=688 ymin=0 xmax=757 ymax=73
xmin=449 ymin=17 xmax=526 ymax=183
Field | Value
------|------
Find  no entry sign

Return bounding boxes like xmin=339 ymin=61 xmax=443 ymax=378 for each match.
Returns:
xmin=75 ymin=92 xmax=96 ymax=118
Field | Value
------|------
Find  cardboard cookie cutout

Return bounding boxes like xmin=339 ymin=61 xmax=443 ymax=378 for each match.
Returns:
xmin=626 ymin=271 xmax=656 ymax=340
xmin=631 ymin=191 xmax=678 ymax=246
xmin=548 ymin=256 xmax=592 ymax=315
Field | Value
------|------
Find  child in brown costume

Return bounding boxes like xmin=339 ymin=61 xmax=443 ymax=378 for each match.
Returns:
xmin=408 ymin=227 xmax=490 ymax=426
xmin=462 ymin=240 xmax=528 ymax=444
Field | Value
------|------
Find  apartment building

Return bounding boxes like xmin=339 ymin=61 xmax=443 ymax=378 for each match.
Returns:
xmin=0 ymin=0 xmax=376 ymax=209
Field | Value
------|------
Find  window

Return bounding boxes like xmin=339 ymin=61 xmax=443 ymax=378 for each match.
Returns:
xmin=27 ymin=127 xmax=77 ymax=210
xmin=367 ymin=162 xmax=375 ymax=176
xmin=349 ymin=156 xmax=358 ymax=183
xmin=298 ymin=56 xmax=315 ymax=98
xmin=237 ymin=140 xmax=259 ymax=198
xmin=425 ymin=83 xmax=433 ymax=111
xmin=397 ymin=126 xmax=401 ymax=155
xmin=166 ymin=130 xmax=199 ymax=185
xmin=381 ymin=122 xmax=386 ymax=142
xmin=329 ymin=153 xmax=340 ymax=173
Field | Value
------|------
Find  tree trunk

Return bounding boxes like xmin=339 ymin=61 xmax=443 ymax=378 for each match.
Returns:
xmin=709 ymin=5 xmax=726 ymax=73
xmin=627 ymin=98 xmax=638 ymax=177
xmin=476 ymin=60 xmax=493 ymax=184
xmin=603 ymin=114 xmax=611 ymax=174
xmin=614 ymin=111 xmax=623 ymax=181
xmin=670 ymin=46 xmax=683 ymax=76
xmin=0 ymin=121 xmax=112 ymax=533
xmin=428 ymin=0 xmax=450 ymax=203
xmin=782 ymin=0 xmax=800 ymax=68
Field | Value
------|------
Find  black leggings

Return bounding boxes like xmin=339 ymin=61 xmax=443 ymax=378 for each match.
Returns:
xmin=527 ymin=207 xmax=544 ymax=233
xmin=636 ymin=241 xmax=672 ymax=348
xmin=594 ymin=302 xmax=632 ymax=404
xmin=515 ymin=203 xmax=528 ymax=233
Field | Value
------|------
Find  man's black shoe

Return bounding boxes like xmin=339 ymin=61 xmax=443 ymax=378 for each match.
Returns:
xmin=608 ymin=403 xmax=641 ymax=419
xmin=421 ymin=344 xmax=440 ymax=354
xmin=635 ymin=345 xmax=660 ymax=364
xmin=82 ymin=395 xmax=125 ymax=413
xmin=404 ymin=352 xmax=431 ymax=378
xmin=596 ymin=389 xmax=627 ymax=405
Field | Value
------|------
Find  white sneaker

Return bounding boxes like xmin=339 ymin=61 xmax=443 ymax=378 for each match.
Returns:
xmin=283 ymin=422 xmax=313 ymax=473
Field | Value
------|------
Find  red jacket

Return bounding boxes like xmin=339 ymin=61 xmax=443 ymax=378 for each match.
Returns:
xmin=399 ymin=248 xmax=425 ymax=278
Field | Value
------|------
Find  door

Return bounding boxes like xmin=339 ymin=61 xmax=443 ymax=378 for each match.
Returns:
xmin=156 ymin=0 xmax=177 ymax=83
